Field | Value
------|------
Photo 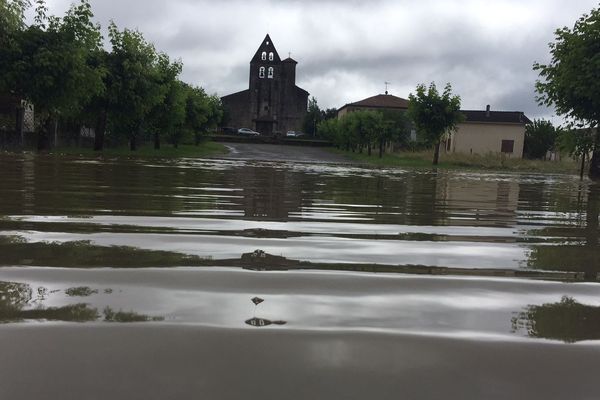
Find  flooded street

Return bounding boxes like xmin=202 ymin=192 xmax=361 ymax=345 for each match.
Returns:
xmin=1 ymin=152 xmax=600 ymax=399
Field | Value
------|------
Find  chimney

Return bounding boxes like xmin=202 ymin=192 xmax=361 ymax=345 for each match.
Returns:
xmin=486 ymin=105 xmax=491 ymax=117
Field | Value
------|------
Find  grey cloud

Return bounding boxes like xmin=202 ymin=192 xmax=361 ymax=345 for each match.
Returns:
xmin=40 ymin=0 xmax=600 ymax=117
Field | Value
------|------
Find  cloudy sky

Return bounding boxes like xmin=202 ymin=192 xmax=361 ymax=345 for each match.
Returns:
xmin=38 ymin=0 xmax=599 ymax=120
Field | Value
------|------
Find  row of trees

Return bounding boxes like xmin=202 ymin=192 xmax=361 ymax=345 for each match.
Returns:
xmin=318 ymin=108 xmax=412 ymax=158
xmin=316 ymin=82 xmax=463 ymax=164
xmin=0 ymin=0 xmax=222 ymax=150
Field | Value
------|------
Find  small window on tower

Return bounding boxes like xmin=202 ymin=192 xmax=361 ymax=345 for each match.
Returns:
xmin=259 ymin=67 xmax=265 ymax=78
xmin=269 ymin=52 xmax=274 ymax=61
xmin=268 ymin=67 xmax=274 ymax=79
xmin=261 ymin=52 xmax=266 ymax=60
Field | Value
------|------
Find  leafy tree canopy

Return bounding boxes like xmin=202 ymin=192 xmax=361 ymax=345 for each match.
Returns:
xmin=534 ymin=5 xmax=600 ymax=178
xmin=524 ymin=119 xmax=560 ymax=159
xmin=408 ymin=82 xmax=462 ymax=165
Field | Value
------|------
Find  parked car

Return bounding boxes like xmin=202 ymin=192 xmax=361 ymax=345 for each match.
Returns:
xmin=286 ymin=130 xmax=305 ymax=138
xmin=238 ymin=128 xmax=260 ymax=136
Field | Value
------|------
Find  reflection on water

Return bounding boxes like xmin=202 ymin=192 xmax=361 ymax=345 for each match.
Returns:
xmin=0 ymin=281 xmax=162 ymax=323
xmin=512 ymin=296 xmax=600 ymax=343
xmin=1 ymin=267 xmax=599 ymax=342
xmin=65 ymin=286 xmax=98 ymax=297
xmin=0 ymin=155 xmax=598 ymax=276
xmin=1 ymin=154 xmax=600 ymax=341
xmin=103 ymin=307 xmax=163 ymax=322
xmin=245 ymin=318 xmax=287 ymax=327
xmin=525 ymin=185 xmax=600 ymax=280
xmin=245 ymin=296 xmax=287 ymax=328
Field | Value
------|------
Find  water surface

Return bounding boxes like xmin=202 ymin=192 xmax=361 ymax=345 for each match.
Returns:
xmin=1 ymin=153 xmax=599 ymax=344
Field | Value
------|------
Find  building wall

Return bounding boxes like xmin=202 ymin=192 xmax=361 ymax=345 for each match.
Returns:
xmin=222 ymin=90 xmax=250 ymax=129
xmin=221 ymin=38 xmax=308 ymax=136
xmin=450 ymin=122 xmax=525 ymax=158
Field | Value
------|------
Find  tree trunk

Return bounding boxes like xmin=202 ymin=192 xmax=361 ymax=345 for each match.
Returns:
xmin=433 ymin=141 xmax=441 ymax=165
xmin=94 ymin=110 xmax=107 ymax=151
xmin=53 ymin=120 xmax=58 ymax=148
xmin=129 ymin=135 xmax=137 ymax=151
xmin=154 ymin=131 xmax=160 ymax=150
xmin=580 ymin=153 xmax=587 ymax=181
xmin=589 ymin=128 xmax=600 ymax=180
xmin=37 ymin=118 xmax=51 ymax=151
xmin=16 ymin=106 xmax=25 ymax=148
xmin=367 ymin=143 xmax=371 ymax=156
xmin=379 ymin=140 xmax=384 ymax=158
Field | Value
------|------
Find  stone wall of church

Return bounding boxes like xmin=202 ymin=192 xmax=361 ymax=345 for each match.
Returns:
xmin=222 ymin=90 xmax=250 ymax=129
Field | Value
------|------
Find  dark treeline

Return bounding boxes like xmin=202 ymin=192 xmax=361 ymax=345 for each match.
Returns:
xmin=0 ymin=0 xmax=223 ymax=151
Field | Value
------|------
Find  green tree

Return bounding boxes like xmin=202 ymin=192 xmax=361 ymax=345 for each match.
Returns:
xmin=1 ymin=0 xmax=105 ymax=149
xmin=303 ymin=96 xmax=321 ymax=136
xmin=358 ymin=110 xmax=383 ymax=156
xmin=524 ymin=119 xmax=559 ymax=159
xmin=0 ymin=0 xmax=30 ymax=37
xmin=302 ymin=98 xmax=338 ymax=137
xmin=202 ymin=94 xmax=224 ymax=136
xmin=106 ymin=22 xmax=166 ymax=150
xmin=146 ymin=56 xmax=184 ymax=149
xmin=322 ymin=108 xmax=338 ymax=121
xmin=557 ymin=128 xmax=595 ymax=179
xmin=378 ymin=109 xmax=411 ymax=157
xmin=181 ymin=84 xmax=208 ymax=146
xmin=0 ymin=0 xmax=31 ymax=134
xmin=534 ymin=5 xmax=600 ymax=179
xmin=408 ymin=82 xmax=463 ymax=165
xmin=317 ymin=118 xmax=341 ymax=147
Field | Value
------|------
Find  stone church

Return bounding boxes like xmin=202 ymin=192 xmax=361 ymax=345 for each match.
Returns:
xmin=221 ymin=34 xmax=309 ymax=136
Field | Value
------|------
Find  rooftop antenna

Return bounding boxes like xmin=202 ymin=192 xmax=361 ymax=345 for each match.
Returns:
xmin=384 ymin=81 xmax=391 ymax=95
xmin=288 ymin=52 xmax=291 ymax=58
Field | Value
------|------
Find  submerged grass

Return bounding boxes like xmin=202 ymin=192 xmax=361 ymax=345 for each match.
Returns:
xmin=49 ymin=142 xmax=228 ymax=159
xmin=331 ymin=148 xmax=580 ymax=174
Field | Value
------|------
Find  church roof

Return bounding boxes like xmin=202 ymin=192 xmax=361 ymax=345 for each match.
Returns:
xmin=340 ymin=94 xmax=409 ymax=111
xmin=251 ymin=34 xmax=281 ymax=63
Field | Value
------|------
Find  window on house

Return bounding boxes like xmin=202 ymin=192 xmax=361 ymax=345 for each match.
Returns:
xmin=501 ymin=140 xmax=514 ymax=153
xmin=261 ymin=52 xmax=266 ymax=60
xmin=259 ymin=67 xmax=265 ymax=78
xmin=267 ymin=67 xmax=274 ymax=79
xmin=269 ymin=52 xmax=274 ymax=61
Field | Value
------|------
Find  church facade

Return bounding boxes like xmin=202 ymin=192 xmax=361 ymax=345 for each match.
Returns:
xmin=221 ymin=35 xmax=309 ymax=136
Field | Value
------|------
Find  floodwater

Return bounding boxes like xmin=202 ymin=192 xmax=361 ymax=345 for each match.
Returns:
xmin=1 ymin=152 xmax=600 ymax=399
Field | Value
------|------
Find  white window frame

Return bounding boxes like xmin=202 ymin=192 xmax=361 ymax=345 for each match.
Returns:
xmin=268 ymin=52 xmax=274 ymax=61
xmin=261 ymin=52 xmax=266 ymax=61
xmin=259 ymin=67 xmax=265 ymax=78
xmin=267 ymin=67 xmax=274 ymax=79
